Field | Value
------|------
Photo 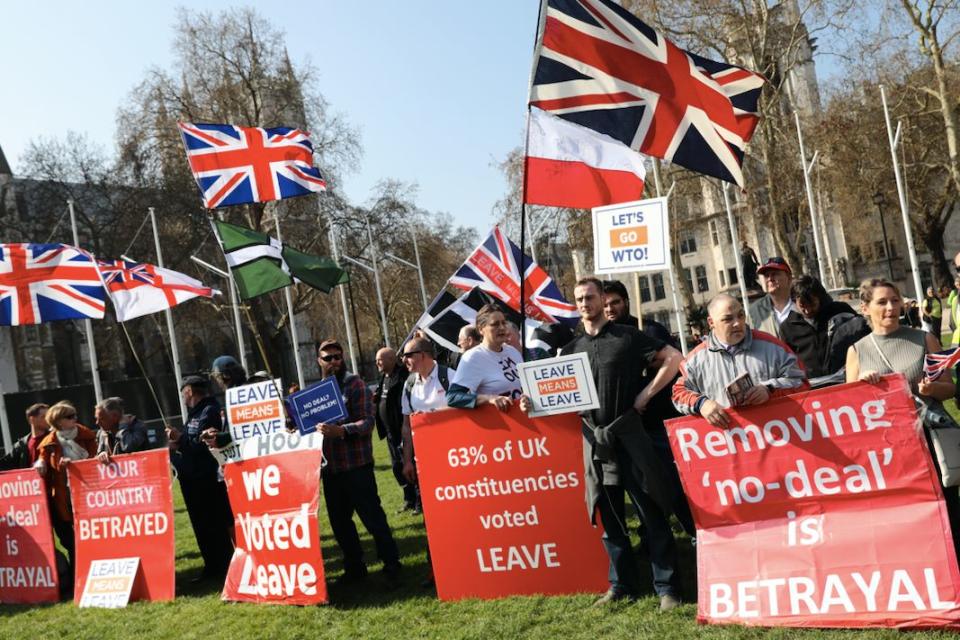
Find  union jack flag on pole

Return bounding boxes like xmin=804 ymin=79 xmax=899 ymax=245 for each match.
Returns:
xmin=924 ymin=348 xmax=960 ymax=382
xmin=0 ymin=243 xmax=106 ymax=325
xmin=530 ymin=0 xmax=765 ymax=187
xmin=177 ymin=122 xmax=327 ymax=209
xmin=98 ymin=259 xmax=219 ymax=322
xmin=449 ymin=226 xmax=578 ymax=328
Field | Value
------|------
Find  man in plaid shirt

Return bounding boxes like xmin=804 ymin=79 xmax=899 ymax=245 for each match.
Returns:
xmin=317 ymin=339 xmax=402 ymax=585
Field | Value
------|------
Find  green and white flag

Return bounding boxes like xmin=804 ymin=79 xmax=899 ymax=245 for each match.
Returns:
xmin=212 ymin=219 xmax=348 ymax=300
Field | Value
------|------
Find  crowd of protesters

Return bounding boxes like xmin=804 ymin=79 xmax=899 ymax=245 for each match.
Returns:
xmin=5 ymin=251 xmax=960 ymax=609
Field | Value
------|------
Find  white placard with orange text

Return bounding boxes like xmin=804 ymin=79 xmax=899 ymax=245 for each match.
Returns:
xmin=79 ymin=557 xmax=139 ymax=608
xmin=518 ymin=353 xmax=599 ymax=418
xmin=226 ymin=379 xmax=285 ymax=442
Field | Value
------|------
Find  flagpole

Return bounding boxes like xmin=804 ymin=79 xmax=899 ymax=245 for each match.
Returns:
xmin=212 ymin=215 xmax=249 ymax=372
xmin=271 ymin=208 xmax=306 ymax=389
xmin=721 ymin=184 xmax=751 ymax=318
xmin=68 ymin=199 xmax=103 ymax=403
xmin=652 ymin=163 xmax=688 ymax=355
xmin=0 ymin=381 xmax=12 ymax=455
xmin=327 ymin=219 xmax=360 ymax=372
xmin=795 ymin=112 xmax=828 ymax=285
xmin=518 ymin=0 xmax=549 ymax=357
xmin=149 ymin=207 xmax=187 ymax=424
xmin=410 ymin=223 xmax=429 ymax=313
xmin=881 ymin=85 xmax=924 ymax=303
xmin=366 ymin=214 xmax=391 ymax=349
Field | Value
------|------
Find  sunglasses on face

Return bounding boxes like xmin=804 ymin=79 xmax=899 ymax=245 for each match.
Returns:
xmin=319 ymin=353 xmax=343 ymax=362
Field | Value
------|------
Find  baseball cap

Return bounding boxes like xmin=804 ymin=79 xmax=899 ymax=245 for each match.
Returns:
xmin=757 ymin=256 xmax=791 ymax=276
xmin=180 ymin=375 xmax=209 ymax=390
xmin=318 ymin=339 xmax=343 ymax=353
xmin=211 ymin=355 xmax=240 ymax=373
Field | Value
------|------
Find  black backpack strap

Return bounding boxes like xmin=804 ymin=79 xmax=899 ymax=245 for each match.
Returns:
xmin=437 ymin=365 xmax=451 ymax=391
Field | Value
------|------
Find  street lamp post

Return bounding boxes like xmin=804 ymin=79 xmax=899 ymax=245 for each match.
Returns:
xmin=873 ymin=191 xmax=895 ymax=281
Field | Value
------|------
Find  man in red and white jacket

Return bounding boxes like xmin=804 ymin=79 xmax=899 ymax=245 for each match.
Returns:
xmin=673 ymin=294 xmax=809 ymax=427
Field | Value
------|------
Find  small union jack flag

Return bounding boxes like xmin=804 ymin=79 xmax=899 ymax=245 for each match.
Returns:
xmin=530 ymin=0 xmax=765 ymax=187
xmin=98 ymin=259 xmax=218 ymax=322
xmin=924 ymin=348 xmax=960 ymax=382
xmin=177 ymin=122 xmax=327 ymax=209
xmin=449 ymin=226 xmax=578 ymax=327
xmin=0 ymin=243 xmax=106 ymax=326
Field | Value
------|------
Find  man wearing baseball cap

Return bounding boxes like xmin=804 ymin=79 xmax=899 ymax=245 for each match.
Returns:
xmin=748 ymin=257 xmax=795 ymax=338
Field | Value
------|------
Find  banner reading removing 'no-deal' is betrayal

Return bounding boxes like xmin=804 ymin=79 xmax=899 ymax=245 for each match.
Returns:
xmin=68 ymin=449 xmax=175 ymax=604
xmin=222 ymin=448 xmax=327 ymax=605
xmin=0 ymin=469 xmax=58 ymax=603
xmin=667 ymin=374 xmax=960 ymax=628
xmin=412 ymin=406 xmax=607 ymax=601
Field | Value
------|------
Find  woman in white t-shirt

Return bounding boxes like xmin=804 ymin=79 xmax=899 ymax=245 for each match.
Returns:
xmin=447 ymin=304 xmax=523 ymax=411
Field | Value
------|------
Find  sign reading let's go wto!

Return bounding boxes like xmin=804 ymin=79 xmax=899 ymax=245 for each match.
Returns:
xmin=592 ymin=197 xmax=671 ymax=275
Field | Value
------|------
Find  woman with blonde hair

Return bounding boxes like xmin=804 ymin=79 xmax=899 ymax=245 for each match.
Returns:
xmin=36 ymin=401 xmax=97 ymax=580
xmin=846 ymin=278 xmax=960 ymax=552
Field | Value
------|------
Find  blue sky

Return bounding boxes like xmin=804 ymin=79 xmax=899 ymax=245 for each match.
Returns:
xmin=0 ymin=1 xmax=541 ymax=234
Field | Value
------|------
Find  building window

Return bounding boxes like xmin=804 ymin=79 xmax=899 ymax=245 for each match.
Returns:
xmin=655 ymin=310 xmax=672 ymax=331
xmin=696 ymin=265 xmax=709 ymax=292
xmin=850 ymin=246 xmax=863 ymax=263
xmin=639 ymin=275 xmax=651 ymax=303
xmin=652 ymin=273 xmax=665 ymax=300
xmin=874 ymin=241 xmax=887 ymax=260
xmin=728 ymin=268 xmax=738 ymax=285
xmin=718 ymin=269 xmax=726 ymax=287
xmin=709 ymin=220 xmax=720 ymax=246
xmin=683 ymin=268 xmax=693 ymax=293
xmin=679 ymin=231 xmax=697 ymax=255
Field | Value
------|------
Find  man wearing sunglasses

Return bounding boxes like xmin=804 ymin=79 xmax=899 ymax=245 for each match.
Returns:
xmin=748 ymin=257 xmax=795 ymax=338
xmin=316 ymin=339 xmax=402 ymax=586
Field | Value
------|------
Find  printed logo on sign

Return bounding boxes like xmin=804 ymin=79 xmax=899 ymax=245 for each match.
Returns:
xmin=227 ymin=379 xmax=286 ymax=441
xmin=608 ymin=226 xmax=649 ymax=262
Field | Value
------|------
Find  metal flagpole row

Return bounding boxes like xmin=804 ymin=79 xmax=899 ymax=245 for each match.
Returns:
xmin=365 ymin=215 xmax=391 ymax=349
xmin=326 ymin=219 xmax=360 ymax=373
xmin=149 ymin=207 xmax=187 ymax=423
xmin=384 ymin=248 xmax=429 ymax=315
xmin=880 ymin=85 xmax=924 ymax=303
xmin=721 ymin=184 xmax=751 ymax=319
xmin=794 ymin=112 xmax=828 ymax=286
xmin=651 ymin=163 xmax=688 ymax=355
xmin=410 ymin=224 xmax=429 ymax=312
xmin=271 ymin=209 xmax=306 ymax=389
xmin=68 ymin=199 xmax=104 ymax=403
xmin=211 ymin=214 xmax=249 ymax=372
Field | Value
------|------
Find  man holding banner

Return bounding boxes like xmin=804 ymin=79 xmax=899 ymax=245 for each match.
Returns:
xmin=316 ymin=339 xmax=402 ymax=585
xmin=557 ymin=277 xmax=684 ymax=610
xmin=167 ymin=376 xmax=234 ymax=581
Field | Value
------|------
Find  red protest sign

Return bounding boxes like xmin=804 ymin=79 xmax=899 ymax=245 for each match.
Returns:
xmin=68 ymin=449 xmax=175 ymax=604
xmin=0 ymin=469 xmax=58 ymax=603
xmin=667 ymin=374 xmax=960 ymax=628
xmin=222 ymin=449 xmax=327 ymax=605
xmin=412 ymin=406 xmax=608 ymax=601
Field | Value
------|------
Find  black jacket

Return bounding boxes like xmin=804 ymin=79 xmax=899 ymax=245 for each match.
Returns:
xmin=0 ymin=434 xmax=32 ymax=471
xmin=375 ymin=366 xmax=408 ymax=442
xmin=780 ymin=300 xmax=858 ymax=378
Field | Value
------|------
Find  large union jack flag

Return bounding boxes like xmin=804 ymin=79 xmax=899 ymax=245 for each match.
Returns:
xmin=449 ymin=226 xmax=578 ymax=327
xmin=98 ymin=259 xmax=218 ymax=322
xmin=0 ymin=244 xmax=106 ymax=326
xmin=178 ymin=122 xmax=327 ymax=209
xmin=530 ymin=0 xmax=765 ymax=187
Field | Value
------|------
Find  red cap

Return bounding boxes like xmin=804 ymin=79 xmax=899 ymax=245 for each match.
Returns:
xmin=757 ymin=257 xmax=791 ymax=276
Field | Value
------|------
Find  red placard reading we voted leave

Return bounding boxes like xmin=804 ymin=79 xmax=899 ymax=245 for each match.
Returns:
xmin=68 ymin=449 xmax=175 ymax=604
xmin=667 ymin=374 xmax=960 ymax=628
xmin=412 ymin=405 xmax=607 ymax=601
xmin=222 ymin=448 xmax=327 ymax=605
xmin=0 ymin=469 xmax=58 ymax=603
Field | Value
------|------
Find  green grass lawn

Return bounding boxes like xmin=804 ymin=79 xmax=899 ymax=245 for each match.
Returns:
xmin=2 ymin=434 xmax=958 ymax=639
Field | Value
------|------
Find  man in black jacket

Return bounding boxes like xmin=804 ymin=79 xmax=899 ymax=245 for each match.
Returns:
xmin=0 ymin=403 xmax=49 ymax=471
xmin=780 ymin=275 xmax=860 ymax=379
xmin=374 ymin=347 xmax=414 ymax=512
